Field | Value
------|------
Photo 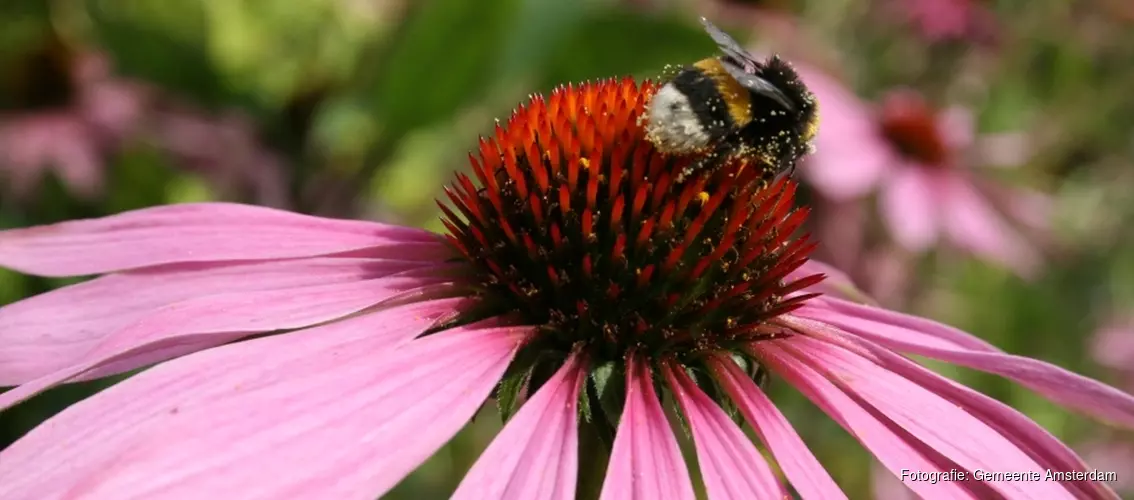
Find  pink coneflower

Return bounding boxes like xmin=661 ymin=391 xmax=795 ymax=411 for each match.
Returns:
xmin=1 ymin=78 xmax=1131 ymax=499
xmin=0 ymin=41 xmax=147 ymax=199
xmin=801 ymin=68 xmax=1049 ymax=277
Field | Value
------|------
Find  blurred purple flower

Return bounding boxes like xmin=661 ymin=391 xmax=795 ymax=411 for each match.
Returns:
xmin=801 ymin=68 xmax=1048 ymax=277
xmin=0 ymin=53 xmax=147 ymax=199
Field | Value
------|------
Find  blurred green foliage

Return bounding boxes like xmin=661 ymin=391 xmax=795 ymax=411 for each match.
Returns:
xmin=2 ymin=0 xmax=1133 ymax=498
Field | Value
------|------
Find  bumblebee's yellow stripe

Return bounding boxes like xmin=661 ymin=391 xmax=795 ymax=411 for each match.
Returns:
xmin=693 ymin=58 xmax=753 ymax=127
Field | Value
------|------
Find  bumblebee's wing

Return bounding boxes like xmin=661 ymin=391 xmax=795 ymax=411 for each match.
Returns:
xmin=699 ymin=17 xmax=760 ymax=72
xmin=719 ymin=59 xmax=796 ymax=112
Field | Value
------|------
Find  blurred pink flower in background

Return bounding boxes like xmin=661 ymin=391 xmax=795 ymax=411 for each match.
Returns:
xmin=801 ymin=67 xmax=1049 ymax=277
xmin=888 ymin=0 xmax=999 ymax=44
xmin=0 ymin=52 xmax=148 ymax=199
xmin=147 ymin=106 xmax=289 ymax=208
xmin=0 ymin=40 xmax=288 ymax=207
xmin=1091 ymin=317 xmax=1134 ymax=390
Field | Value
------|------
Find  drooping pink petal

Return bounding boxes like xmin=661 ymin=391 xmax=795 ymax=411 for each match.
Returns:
xmin=879 ymin=166 xmax=940 ymax=251
xmin=805 ymin=295 xmax=999 ymax=352
xmin=451 ymin=351 xmax=587 ymax=500
xmin=599 ymin=354 xmax=695 ymax=500
xmin=0 ymin=257 xmax=435 ymax=385
xmin=0 ymin=273 xmax=450 ymax=410
xmin=779 ymin=335 xmax=1077 ymax=499
xmin=797 ymin=66 xmax=894 ymax=200
xmin=0 ymin=203 xmax=441 ymax=277
xmin=830 ymin=327 xmax=1119 ymax=499
xmin=816 ymin=308 xmax=1134 ymax=429
xmin=788 ymin=260 xmax=873 ymax=302
xmin=753 ymin=341 xmax=978 ymax=499
xmin=778 ymin=313 xmax=1119 ymax=499
xmin=663 ymin=359 xmax=787 ymax=500
xmin=706 ymin=354 xmax=846 ymax=500
xmin=0 ymin=303 xmax=526 ymax=500
xmin=940 ymin=173 xmax=1041 ymax=277
xmin=792 ymin=260 xmax=853 ymax=291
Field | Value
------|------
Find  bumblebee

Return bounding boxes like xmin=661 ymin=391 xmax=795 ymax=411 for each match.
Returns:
xmin=644 ymin=18 xmax=819 ymax=183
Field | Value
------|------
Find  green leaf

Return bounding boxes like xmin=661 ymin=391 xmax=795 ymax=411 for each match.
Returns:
xmin=495 ymin=366 xmax=533 ymax=423
xmin=85 ymin=0 xmax=249 ymax=109
xmin=496 ymin=0 xmax=586 ymax=80
xmin=536 ymin=11 xmax=717 ymax=89
xmin=578 ymin=378 xmax=594 ymax=424
xmin=105 ymin=147 xmax=177 ymax=214
xmin=590 ymin=359 xmax=626 ymax=428
xmin=361 ymin=0 xmax=520 ymax=135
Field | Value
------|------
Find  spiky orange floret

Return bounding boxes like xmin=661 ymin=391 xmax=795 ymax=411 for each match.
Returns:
xmin=440 ymin=78 xmax=820 ymax=359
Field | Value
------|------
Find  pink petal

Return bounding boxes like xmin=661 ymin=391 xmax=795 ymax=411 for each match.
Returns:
xmin=754 ymin=342 xmax=978 ymax=499
xmin=779 ymin=335 xmax=1076 ymax=499
xmin=452 ymin=351 xmax=587 ymax=500
xmin=880 ymin=166 xmax=940 ymax=251
xmin=0 ymin=257 xmax=435 ymax=385
xmin=806 ymin=296 xmax=998 ymax=352
xmin=599 ymin=354 xmax=695 ymax=500
xmin=796 ymin=66 xmax=893 ymax=200
xmin=0 ymin=203 xmax=441 ymax=277
xmin=0 ymin=304 xmax=526 ymax=500
xmin=841 ymin=329 xmax=1119 ymax=499
xmin=0 ymin=273 xmax=449 ymax=410
xmin=706 ymin=354 xmax=846 ymax=500
xmin=940 ymin=174 xmax=1041 ymax=276
xmin=788 ymin=260 xmax=872 ymax=301
xmin=828 ymin=313 xmax=1134 ymax=429
xmin=663 ymin=360 xmax=787 ymax=499
xmin=779 ymin=313 xmax=1118 ymax=498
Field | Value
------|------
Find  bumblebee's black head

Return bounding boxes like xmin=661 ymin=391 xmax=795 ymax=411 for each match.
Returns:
xmin=739 ymin=55 xmax=819 ymax=171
